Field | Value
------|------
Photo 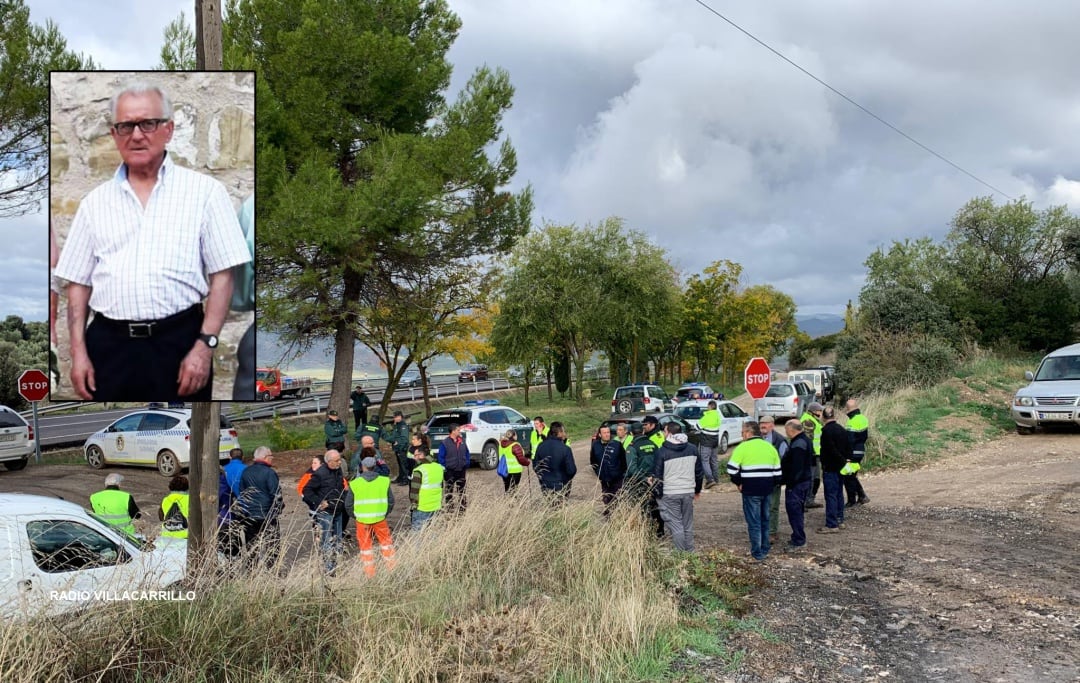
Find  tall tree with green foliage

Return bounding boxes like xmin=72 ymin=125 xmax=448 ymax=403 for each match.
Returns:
xmin=157 ymin=10 xmax=196 ymax=70
xmin=0 ymin=0 xmax=95 ymax=216
xmin=237 ymin=0 xmax=532 ymax=414
xmin=0 ymin=316 xmax=47 ymax=409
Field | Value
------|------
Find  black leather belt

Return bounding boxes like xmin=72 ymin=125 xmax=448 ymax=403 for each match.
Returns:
xmin=92 ymin=304 xmax=202 ymax=338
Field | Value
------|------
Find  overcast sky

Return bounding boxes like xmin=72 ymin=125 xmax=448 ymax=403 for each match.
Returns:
xmin=5 ymin=0 xmax=1080 ymax=322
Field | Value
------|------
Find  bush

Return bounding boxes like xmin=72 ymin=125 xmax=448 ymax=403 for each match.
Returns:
xmin=905 ymin=336 xmax=959 ymax=387
xmin=268 ymin=415 xmax=308 ymax=451
xmin=835 ymin=329 xmax=962 ymax=398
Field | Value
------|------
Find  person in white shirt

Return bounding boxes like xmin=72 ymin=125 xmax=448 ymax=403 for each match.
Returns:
xmin=54 ymin=82 xmax=250 ymax=401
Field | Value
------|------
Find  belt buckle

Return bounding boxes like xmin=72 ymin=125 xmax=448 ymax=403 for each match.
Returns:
xmin=128 ymin=322 xmax=155 ymax=338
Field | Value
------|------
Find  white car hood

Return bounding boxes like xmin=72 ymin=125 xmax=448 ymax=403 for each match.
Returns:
xmin=1016 ymin=380 xmax=1080 ymax=398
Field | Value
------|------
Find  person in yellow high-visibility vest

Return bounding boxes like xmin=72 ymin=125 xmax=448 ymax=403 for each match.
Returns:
xmin=350 ymin=456 xmax=396 ymax=577
xmin=409 ymin=447 xmax=443 ymax=531
xmin=90 ymin=473 xmax=141 ymax=536
xmin=158 ymin=475 xmax=190 ymax=540
xmin=498 ymin=429 xmax=530 ymax=493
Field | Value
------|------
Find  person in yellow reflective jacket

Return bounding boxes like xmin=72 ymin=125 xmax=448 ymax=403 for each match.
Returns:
xmin=350 ymin=456 xmax=396 ymax=577
xmin=409 ymin=447 xmax=444 ymax=531
xmin=800 ymin=402 xmax=825 ymax=509
xmin=158 ymin=475 xmax=190 ymax=540
xmin=90 ymin=473 xmax=142 ymax=537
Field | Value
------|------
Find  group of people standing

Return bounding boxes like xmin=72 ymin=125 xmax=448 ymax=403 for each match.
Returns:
xmin=728 ymin=398 xmax=870 ymax=561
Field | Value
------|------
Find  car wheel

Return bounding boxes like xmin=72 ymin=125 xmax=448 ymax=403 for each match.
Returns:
xmin=297 ymin=388 xmax=310 ymax=399
xmin=1016 ymin=425 xmax=1035 ymax=435
xmin=86 ymin=445 xmax=106 ymax=469
xmin=719 ymin=433 xmax=729 ymax=454
xmin=3 ymin=457 xmax=28 ymax=471
xmin=259 ymin=391 xmax=271 ymax=402
xmin=480 ymin=441 xmax=499 ymax=470
xmin=157 ymin=450 xmax=180 ymax=477
xmin=616 ymin=399 xmax=634 ymax=414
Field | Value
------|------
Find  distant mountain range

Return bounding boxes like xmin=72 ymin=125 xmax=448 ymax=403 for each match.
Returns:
xmin=796 ymin=314 xmax=845 ymax=338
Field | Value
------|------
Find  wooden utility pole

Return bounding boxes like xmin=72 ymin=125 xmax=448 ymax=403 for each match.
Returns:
xmin=189 ymin=0 xmax=225 ymax=565
xmin=195 ymin=0 xmax=223 ymax=70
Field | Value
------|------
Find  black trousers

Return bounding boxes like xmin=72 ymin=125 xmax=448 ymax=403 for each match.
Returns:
xmin=232 ymin=322 xmax=255 ymax=400
xmin=503 ymin=472 xmax=522 ymax=492
xmin=600 ymin=476 xmax=624 ymax=515
xmin=843 ymin=473 xmax=867 ymax=503
xmin=444 ymin=468 xmax=467 ymax=513
xmin=86 ymin=305 xmax=211 ymax=402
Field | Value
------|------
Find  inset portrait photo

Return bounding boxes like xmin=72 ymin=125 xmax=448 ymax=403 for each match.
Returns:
xmin=50 ymin=71 xmax=255 ymax=402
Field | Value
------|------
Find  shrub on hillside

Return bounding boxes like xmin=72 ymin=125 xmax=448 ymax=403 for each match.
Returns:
xmin=905 ymin=336 xmax=959 ymax=387
xmin=835 ymin=330 xmax=962 ymax=398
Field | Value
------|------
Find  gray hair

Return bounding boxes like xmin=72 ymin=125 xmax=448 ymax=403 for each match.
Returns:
xmin=252 ymin=445 xmax=273 ymax=461
xmin=110 ymin=82 xmax=173 ymax=122
xmin=105 ymin=473 xmax=123 ymax=486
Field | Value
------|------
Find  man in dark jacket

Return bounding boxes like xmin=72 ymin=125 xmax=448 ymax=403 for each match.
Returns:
xmin=302 ymin=449 xmax=349 ymax=574
xmin=590 ymin=425 xmax=627 ymax=516
xmin=625 ymin=421 xmax=664 ymax=537
xmin=533 ymin=421 xmax=577 ymax=502
xmin=324 ymin=409 xmax=347 ymax=451
xmin=782 ymin=420 xmax=814 ymax=550
xmin=350 ymin=385 xmax=371 ymax=429
xmin=437 ymin=424 xmax=471 ymax=513
xmin=817 ymin=406 xmax=853 ymax=534
xmin=382 ymin=410 xmax=412 ymax=486
xmin=238 ymin=446 xmax=283 ymax=566
xmin=651 ymin=422 xmax=703 ymax=551
xmin=844 ymin=399 xmax=870 ymax=506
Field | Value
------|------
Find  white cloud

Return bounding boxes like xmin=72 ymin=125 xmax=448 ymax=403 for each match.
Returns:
xmin=1046 ymin=177 xmax=1080 ymax=211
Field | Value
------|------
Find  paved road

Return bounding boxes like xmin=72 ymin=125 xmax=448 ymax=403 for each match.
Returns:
xmin=30 ymin=376 xmax=513 ymax=449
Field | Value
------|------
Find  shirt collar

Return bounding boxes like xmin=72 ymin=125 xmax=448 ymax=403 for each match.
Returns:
xmin=114 ymin=151 xmax=173 ymax=185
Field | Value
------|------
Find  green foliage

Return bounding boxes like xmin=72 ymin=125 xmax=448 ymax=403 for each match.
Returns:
xmin=0 ymin=316 xmax=47 ymax=408
xmin=554 ymin=348 xmax=571 ymax=396
xmin=834 ymin=329 xmax=958 ymax=397
xmin=156 ymin=10 xmax=195 ymax=70
xmin=788 ymin=331 xmax=839 ymax=368
xmin=0 ymin=0 xmax=95 ymax=216
xmin=266 ymin=415 xmax=308 ymax=451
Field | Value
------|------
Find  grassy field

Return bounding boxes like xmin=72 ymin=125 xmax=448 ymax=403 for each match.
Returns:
xmin=857 ymin=351 xmax=1036 ymax=469
xmin=0 ymin=493 xmax=760 ymax=682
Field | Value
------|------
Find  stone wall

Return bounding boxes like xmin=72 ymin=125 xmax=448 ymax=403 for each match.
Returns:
xmin=49 ymin=71 xmax=255 ymax=401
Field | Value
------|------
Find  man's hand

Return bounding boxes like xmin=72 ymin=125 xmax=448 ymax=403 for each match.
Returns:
xmin=70 ymin=352 xmax=96 ymax=400
xmin=177 ymin=341 xmax=214 ymax=396
xmin=737 ymin=484 xmax=743 ymax=493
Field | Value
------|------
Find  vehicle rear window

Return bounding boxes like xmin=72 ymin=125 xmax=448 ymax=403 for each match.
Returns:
xmin=0 ymin=411 xmax=25 ymax=428
xmin=675 ymin=406 xmax=705 ymax=420
xmin=765 ymin=385 xmax=794 ymax=397
xmin=429 ymin=413 xmax=470 ymax=429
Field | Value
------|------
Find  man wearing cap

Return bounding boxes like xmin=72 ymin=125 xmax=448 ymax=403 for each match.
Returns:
xmin=350 ymin=456 xmax=396 ymax=577
xmin=410 ymin=446 xmax=444 ymax=530
xmin=324 ymin=409 xmax=347 ymax=452
xmin=817 ymin=406 xmax=852 ymax=534
xmin=303 ymin=449 xmax=349 ymax=573
xmin=238 ymin=446 xmax=284 ymax=565
xmin=381 ymin=410 xmax=412 ymax=486
xmin=437 ymin=423 xmax=471 ymax=513
xmin=844 ymin=398 xmax=870 ymax=506
xmin=350 ymin=385 xmax=371 ymax=430
xmin=625 ymin=421 xmax=663 ymax=536
xmin=800 ymin=402 xmax=825 ymax=509
xmin=90 ymin=473 xmax=142 ymax=536
xmin=643 ymin=415 xmax=664 ymax=449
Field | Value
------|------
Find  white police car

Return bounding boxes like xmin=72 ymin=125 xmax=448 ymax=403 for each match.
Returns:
xmin=0 ymin=493 xmax=187 ymax=618
xmin=421 ymin=400 xmax=533 ymax=469
xmin=672 ymin=382 xmax=722 ymax=405
xmin=674 ymin=399 xmax=751 ymax=453
xmin=83 ymin=408 xmax=241 ymax=477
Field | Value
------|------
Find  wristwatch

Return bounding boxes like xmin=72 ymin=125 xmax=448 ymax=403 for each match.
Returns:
xmin=198 ymin=333 xmax=219 ymax=349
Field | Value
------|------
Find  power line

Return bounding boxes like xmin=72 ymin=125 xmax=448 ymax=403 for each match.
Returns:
xmin=690 ymin=0 xmax=1014 ymax=200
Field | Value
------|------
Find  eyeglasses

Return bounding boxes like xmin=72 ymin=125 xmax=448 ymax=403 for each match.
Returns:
xmin=111 ymin=118 xmax=170 ymax=136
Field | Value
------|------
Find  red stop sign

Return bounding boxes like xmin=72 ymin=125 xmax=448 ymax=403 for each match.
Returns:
xmin=18 ymin=369 xmax=50 ymax=402
xmin=744 ymin=357 xmax=771 ymax=400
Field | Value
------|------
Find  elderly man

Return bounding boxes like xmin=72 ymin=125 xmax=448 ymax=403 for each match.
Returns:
xmin=238 ymin=446 xmax=283 ymax=566
xmin=90 ymin=473 xmax=142 ymax=536
xmin=54 ymin=82 xmax=250 ymax=401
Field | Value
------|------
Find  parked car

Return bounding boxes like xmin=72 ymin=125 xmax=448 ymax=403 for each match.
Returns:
xmin=610 ymin=384 xmax=673 ymax=414
xmin=0 ymin=493 xmax=187 ymax=618
xmin=786 ymin=370 xmax=827 ymax=402
xmin=600 ymin=413 xmax=702 ymax=447
xmin=397 ymin=369 xmax=422 ymax=388
xmin=421 ymin=400 xmax=533 ymax=469
xmin=1012 ymin=343 xmax=1080 ymax=434
xmin=83 ymin=408 xmax=241 ymax=477
xmin=0 ymin=405 xmax=32 ymax=472
xmin=458 ymin=364 xmax=489 ymax=382
xmin=672 ymin=383 xmax=722 ymax=405
xmin=754 ymin=381 xmax=814 ymax=423
xmin=674 ymin=399 xmax=750 ymax=453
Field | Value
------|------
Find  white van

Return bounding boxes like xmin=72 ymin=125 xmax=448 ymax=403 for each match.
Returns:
xmin=787 ymin=370 xmax=827 ymax=401
xmin=0 ymin=493 xmax=187 ymax=618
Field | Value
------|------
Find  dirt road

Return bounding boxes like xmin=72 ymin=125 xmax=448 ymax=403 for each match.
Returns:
xmin=2 ymin=429 xmax=1076 ymax=682
xmin=698 ymin=432 xmax=1080 ymax=683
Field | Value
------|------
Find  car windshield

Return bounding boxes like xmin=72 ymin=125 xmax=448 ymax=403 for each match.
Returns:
xmin=89 ymin=512 xmax=152 ymax=551
xmin=1034 ymin=356 xmax=1080 ymax=381
xmin=764 ymin=385 xmax=794 ymax=397
xmin=675 ymin=406 xmax=705 ymax=420
xmin=651 ymin=387 xmax=670 ymax=400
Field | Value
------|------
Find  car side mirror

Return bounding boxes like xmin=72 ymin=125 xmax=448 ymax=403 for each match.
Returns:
xmin=1024 ymin=371 xmax=1034 ymax=381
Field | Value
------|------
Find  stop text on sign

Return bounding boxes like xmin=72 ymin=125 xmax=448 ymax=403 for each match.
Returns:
xmin=746 ymin=373 xmax=770 ymax=383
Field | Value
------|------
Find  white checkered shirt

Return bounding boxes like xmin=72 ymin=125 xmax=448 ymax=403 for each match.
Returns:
xmin=54 ymin=153 xmax=252 ymax=321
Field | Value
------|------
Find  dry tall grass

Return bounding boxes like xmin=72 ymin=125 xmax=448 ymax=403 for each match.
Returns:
xmin=1 ymin=491 xmax=682 ymax=682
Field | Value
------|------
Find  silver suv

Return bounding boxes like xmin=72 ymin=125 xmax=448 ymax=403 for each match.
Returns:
xmin=753 ymin=381 xmax=814 ymax=423
xmin=1012 ymin=344 xmax=1080 ymax=434
xmin=611 ymin=384 xmax=673 ymax=414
